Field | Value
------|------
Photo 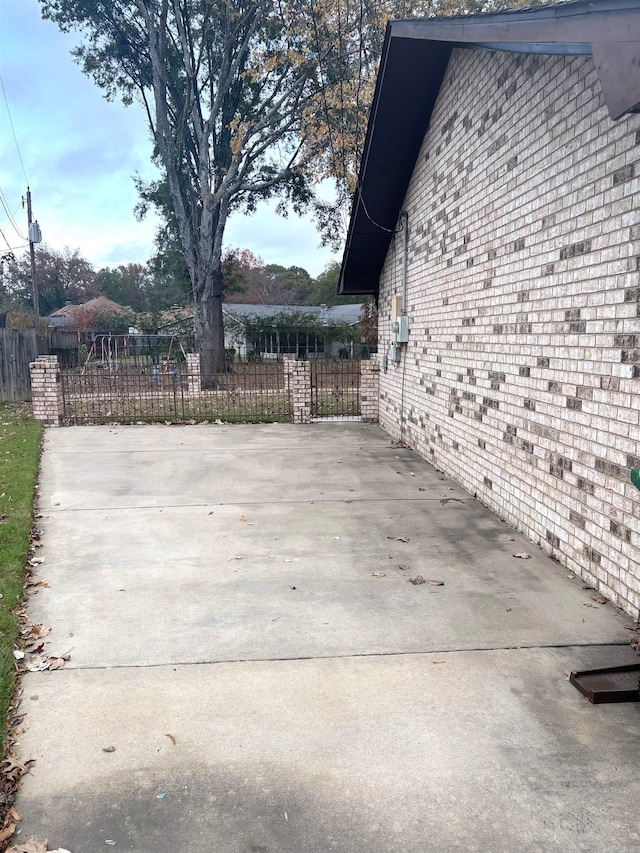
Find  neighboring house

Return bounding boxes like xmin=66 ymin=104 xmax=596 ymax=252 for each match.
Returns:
xmin=339 ymin=0 xmax=640 ymax=617
xmin=222 ymin=303 xmax=364 ymax=359
xmin=48 ymin=296 xmax=135 ymax=330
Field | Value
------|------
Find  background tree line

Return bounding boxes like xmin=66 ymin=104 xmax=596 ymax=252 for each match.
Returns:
xmin=0 ymin=244 xmax=360 ymax=326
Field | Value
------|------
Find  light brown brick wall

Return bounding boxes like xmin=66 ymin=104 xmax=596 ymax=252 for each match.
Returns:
xmin=30 ymin=355 xmax=63 ymax=427
xmin=378 ymin=49 xmax=640 ymax=617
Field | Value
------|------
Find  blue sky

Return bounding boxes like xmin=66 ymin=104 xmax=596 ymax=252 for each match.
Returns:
xmin=0 ymin=0 xmax=340 ymax=276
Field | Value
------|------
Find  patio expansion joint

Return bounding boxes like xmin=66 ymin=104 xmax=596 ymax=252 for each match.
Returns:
xmin=43 ymin=497 xmax=474 ymax=513
xmin=46 ymin=641 xmax=632 ymax=674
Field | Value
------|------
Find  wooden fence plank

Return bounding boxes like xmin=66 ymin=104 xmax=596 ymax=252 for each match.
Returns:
xmin=0 ymin=329 xmax=40 ymax=403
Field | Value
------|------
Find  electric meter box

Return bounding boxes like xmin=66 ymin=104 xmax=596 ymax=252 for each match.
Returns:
xmin=395 ymin=315 xmax=409 ymax=343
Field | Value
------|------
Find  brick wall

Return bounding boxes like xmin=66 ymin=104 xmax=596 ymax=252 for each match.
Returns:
xmin=377 ymin=49 xmax=640 ymax=618
xmin=30 ymin=355 xmax=63 ymax=426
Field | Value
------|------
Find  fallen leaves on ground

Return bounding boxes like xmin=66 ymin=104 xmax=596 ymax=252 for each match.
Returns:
xmin=371 ymin=572 xmax=386 ymax=578
xmin=7 ymin=840 xmax=46 ymax=853
xmin=387 ymin=536 xmax=410 ymax=542
xmin=23 ymin=653 xmax=70 ymax=673
xmin=165 ymin=733 xmax=176 ymax=745
xmin=408 ymin=576 xmax=426 ymax=585
xmin=427 ymin=580 xmax=444 ymax=586
xmin=397 ymin=563 xmax=409 ymax=571
xmin=102 ymin=746 xmax=116 ymax=753
xmin=512 ymin=553 xmax=531 ymax=559
xmin=8 ymin=841 xmax=72 ymax=853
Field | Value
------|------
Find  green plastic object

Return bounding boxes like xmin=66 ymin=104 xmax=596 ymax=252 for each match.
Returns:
xmin=631 ymin=468 xmax=640 ymax=492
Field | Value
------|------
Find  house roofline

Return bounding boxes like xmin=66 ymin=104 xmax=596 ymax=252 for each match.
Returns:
xmin=338 ymin=0 xmax=640 ymax=298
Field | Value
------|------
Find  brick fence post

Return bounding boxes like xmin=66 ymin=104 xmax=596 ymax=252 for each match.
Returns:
xmin=284 ymin=356 xmax=311 ymax=424
xmin=186 ymin=353 xmax=201 ymax=394
xmin=30 ymin=355 xmax=63 ymax=426
xmin=360 ymin=355 xmax=380 ymax=423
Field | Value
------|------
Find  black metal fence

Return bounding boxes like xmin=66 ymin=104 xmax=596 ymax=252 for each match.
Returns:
xmin=58 ymin=345 xmax=364 ymax=425
xmin=60 ymin=358 xmax=292 ymax=425
xmin=310 ymin=359 xmax=361 ymax=420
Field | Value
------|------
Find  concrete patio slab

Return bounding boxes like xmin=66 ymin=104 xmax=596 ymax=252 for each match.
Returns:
xmin=16 ymin=423 xmax=640 ymax=852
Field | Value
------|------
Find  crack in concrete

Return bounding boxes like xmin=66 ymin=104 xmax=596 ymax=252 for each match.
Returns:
xmin=46 ymin=641 xmax=632 ymax=673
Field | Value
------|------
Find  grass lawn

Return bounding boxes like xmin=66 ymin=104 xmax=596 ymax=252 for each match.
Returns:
xmin=0 ymin=404 xmax=41 ymax=749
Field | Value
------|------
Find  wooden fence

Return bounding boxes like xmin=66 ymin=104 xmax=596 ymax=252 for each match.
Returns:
xmin=0 ymin=329 xmax=40 ymax=402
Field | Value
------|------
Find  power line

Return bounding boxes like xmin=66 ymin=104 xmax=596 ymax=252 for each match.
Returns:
xmin=0 ymin=186 xmax=26 ymax=240
xmin=0 ymin=72 xmax=29 ymax=185
xmin=0 ymin=227 xmax=21 ymax=253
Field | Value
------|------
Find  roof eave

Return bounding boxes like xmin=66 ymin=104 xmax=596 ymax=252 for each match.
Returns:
xmin=338 ymin=0 xmax=640 ymax=298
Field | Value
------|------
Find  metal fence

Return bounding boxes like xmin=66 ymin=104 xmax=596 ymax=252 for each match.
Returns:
xmin=310 ymin=359 xmax=361 ymax=420
xmin=60 ymin=357 xmax=292 ymax=425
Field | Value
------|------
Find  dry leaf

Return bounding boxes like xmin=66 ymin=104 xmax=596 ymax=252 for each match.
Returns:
xmin=507 ymin=537 xmax=515 ymax=541
xmin=102 ymin=746 xmax=116 ymax=753
xmin=371 ymin=572 xmax=386 ymax=578
xmin=427 ymin=580 xmax=444 ymax=586
xmin=432 ymin=660 xmax=445 ymax=665
xmin=591 ymin=594 xmax=607 ymax=604
xmin=284 ymin=811 xmax=288 ymax=822
xmin=239 ymin=515 xmax=246 ymax=522
xmin=397 ymin=563 xmax=409 ymax=571
xmin=9 ymin=807 xmax=21 ymax=821
xmin=165 ymin=733 xmax=176 ymax=745
xmin=512 ymin=553 xmax=531 ymax=559
xmin=408 ymin=575 xmax=426 ymax=585
xmin=7 ymin=837 xmax=46 ymax=853
xmin=387 ymin=536 xmax=410 ymax=542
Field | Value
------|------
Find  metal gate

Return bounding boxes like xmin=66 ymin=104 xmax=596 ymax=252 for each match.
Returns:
xmin=310 ymin=359 xmax=361 ymax=420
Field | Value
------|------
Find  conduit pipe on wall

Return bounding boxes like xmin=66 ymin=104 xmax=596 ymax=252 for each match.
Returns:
xmin=399 ymin=209 xmax=408 ymax=442
xmin=401 ymin=209 xmax=409 ymax=316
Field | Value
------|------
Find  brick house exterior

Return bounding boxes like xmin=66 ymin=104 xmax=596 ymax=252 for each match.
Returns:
xmin=339 ymin=1 xmax=640 ymax=618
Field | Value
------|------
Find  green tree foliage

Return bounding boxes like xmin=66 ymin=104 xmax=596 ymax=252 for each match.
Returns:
xmin=95 ymin=263 xmax=150 ymax=313
xmin=311 ymin=261 xmax=361 ymax=305
xmin=3 ymin=246 xmax=99 ymax=316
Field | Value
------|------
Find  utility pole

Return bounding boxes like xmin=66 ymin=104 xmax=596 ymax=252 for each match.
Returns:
xmin=25 ymin=187 xmax=42 ymax=328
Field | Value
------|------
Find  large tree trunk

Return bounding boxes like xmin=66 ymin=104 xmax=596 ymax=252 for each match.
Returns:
xmin=193 ymin=261 xmax=226 ymax=385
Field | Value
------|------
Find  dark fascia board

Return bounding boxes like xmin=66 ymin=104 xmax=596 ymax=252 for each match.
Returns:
xmin=338 ymin=0 xmax=640 ymax=297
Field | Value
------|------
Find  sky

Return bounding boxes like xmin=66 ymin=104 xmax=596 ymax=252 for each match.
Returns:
xmin=0 ymin=0 xmax=340 ymax=277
